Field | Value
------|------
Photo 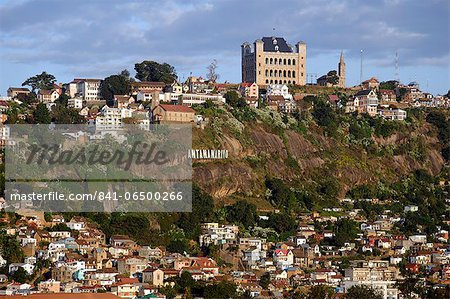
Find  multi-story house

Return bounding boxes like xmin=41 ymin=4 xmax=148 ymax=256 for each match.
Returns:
xmin=243 ymin=247 xmax=266 ymax=267
xmin=266 ymin=84 xmax=292 ymax=100
xmin=241 ymin=36 xmax=306 ymax=86
xmin=38 ymin=89 xmax=61 ymax=103
xmin=278 ymin=100 xmax=297 ymax=114
xmin=7 ymin=87 xmax=30 ymax=98
xmin=132 ymin=81 xmax=166 ymax=95
xmin=199 ymin=223 xmax=239 ymax=246
xmin=362 ymin=77 xmax=380 ymax=90
xmin=380 ymin=90 xmax=397 ymax=102
xmin=239 ymin=237 xmax=267 ymax=251
xmin=347 ymin=89 xmax=379 ymax=116
xmin=77 ymin=79 xmax=103 ymax=101
xmin=180 ymin=93 xmax=225 ymax=106
xmin=110 ymin=277 xmax=140 ymax=299
xmin=378 ymin=108 xmax=407 ymax=121
xmin=273 ymin=249 xmax=294 ymax=269
xmin=95 ymin=106 xmax=132 ymax=130
xmin=239 ymin=82 xmax=259 ymax=98
xmin=67 ymin=97 xmax=83 ymax=109
xmin=117 ymin=256 xmax=148 ymax=276
xmin=152 ymin=104 xmax=195 ymax=123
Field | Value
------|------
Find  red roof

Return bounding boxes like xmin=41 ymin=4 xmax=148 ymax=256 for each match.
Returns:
xmin=158 ymin=104 xmax=195 ymax=113
xmin=328 ymin=95 xmax=339 ymax=103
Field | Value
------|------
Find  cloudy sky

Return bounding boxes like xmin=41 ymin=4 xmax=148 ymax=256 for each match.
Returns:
xmin=0 ymin=0 xmax=449 ymax=95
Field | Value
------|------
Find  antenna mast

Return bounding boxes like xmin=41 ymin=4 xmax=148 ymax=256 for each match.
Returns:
xmin=360 ymin=49 xmax=363 ymax=85
xmin=395 ymin=51 xmax=399 ymax=83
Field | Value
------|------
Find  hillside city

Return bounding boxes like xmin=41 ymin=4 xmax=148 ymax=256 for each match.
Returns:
xmin=0 ymin=35 xmax=449 ymax=299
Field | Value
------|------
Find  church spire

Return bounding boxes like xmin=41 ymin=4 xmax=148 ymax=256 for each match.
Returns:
xmin=338 ymin=51 xmax=346 ymax=88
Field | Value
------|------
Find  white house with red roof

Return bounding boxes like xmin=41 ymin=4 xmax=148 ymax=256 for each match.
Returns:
xmin=273 ymin=249 xmax=294 ymax=269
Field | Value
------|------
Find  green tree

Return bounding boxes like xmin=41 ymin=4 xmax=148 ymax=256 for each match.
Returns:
xmin=226 ymin=200 xmax=257 ymax=228
xmin=177 ymin=184 xmax=215 ymax=240
xmin=0 ymin=232 xmax=24 ymax=264
xmin=160 ymin=285 xmax=177 ymax=299
xmin=203 ymin=281 xmax=237 ymax=299
xmin=32 ymin=103 xmax=51 ymax=124
xmin=22 ymin=72 xmax=56 ymax=91
xmin=267 ymin=213 xmax=296 ymax=234
xmin=307 ymin=285 xmax=335 ymax=299
xmin=100 ymin=71 xmax=133 ymax=102
xmin=51 ymin=104 xmax=85 ymax=124
xmin=10 ymin=267 xmax=28 ymax=283
xmin=224 ymin=90 xmax=246 ymax=108
xmin=326 ymin=70 xmax=339 ymax=85
xmin=311 ymin=99 xmax=339 ymax=135
xmin=265 ymin=178 xmax=297 ymax=211
xmin=259 ymin=272 xmax=271 ymax=289
xmin=346 ymin=285 xmax=383 ymax=299
xmin=183 ymin=287 xmax=194 ymax=299
xmin=167 ymin=238 xmax=189 ymax=254
xmin=379 ymin=80 xmax=398 ymax=90
xmin=179 ymin=271 xmax=195 ymax=290
xmin=395 ymin=273 xmax=425 ymax=299
xmin=56 ymin=94 xmax=70 ymax=107
xmin=334 ymin=218 xmax=359 ymax=246
xmin=134 ymin=61 xmax=177 ymax=83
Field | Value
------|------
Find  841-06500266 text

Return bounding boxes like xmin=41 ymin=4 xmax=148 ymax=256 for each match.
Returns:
xmin=9 ymin=191 xmax=185 ymax=201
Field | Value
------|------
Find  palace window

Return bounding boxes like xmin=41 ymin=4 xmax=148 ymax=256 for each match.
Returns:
xmin=265 ymin=58 xmax=268 ymax=64
xmin=283 ymin=70 xmax=286 ymax=77
xmin=293 ymin=59 xmax=296 ymax=65
xmin=293 ymin=71 xmax=296 ymax=77
xmin=288 ymin=59 xmax=291 ymax=65
xmin=288 ymin=70 xmax=291 ymax=78
xmin=283 ymin=58 xmax=287 ymax=65
xmin=270 ymin=58 xmax=273 ymax=64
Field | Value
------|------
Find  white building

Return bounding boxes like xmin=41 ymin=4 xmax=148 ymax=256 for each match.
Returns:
xmin=267 ymin=84 xmax=292 ymax=100
xmin=404 ymin=205 xmax=418 ymax=213
xmin=180 ymin=93 xmax=225 ymax=106
xmin=66 ymin=78 xmax=103 ymax=101
xmin=342 ymin=280 xmax=399 ymax=299
xmin=94 ymin=106 xmax=133 ymax=130
xmin=199 ymin=223 xmax=239 ymax=247
xmin=378 ymin=108 xmax=407 ymax=121
xmin=9 ymin=263 xmax=35 ymax=275
xmin=68 ymin=97 xmax=83 ymax=109
xmin=273 ymin=249 xmax=294 ymax=269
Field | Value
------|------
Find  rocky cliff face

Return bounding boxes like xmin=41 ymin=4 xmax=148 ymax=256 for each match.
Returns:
xmin=192 ymin=111 xmax=445 ymax=203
